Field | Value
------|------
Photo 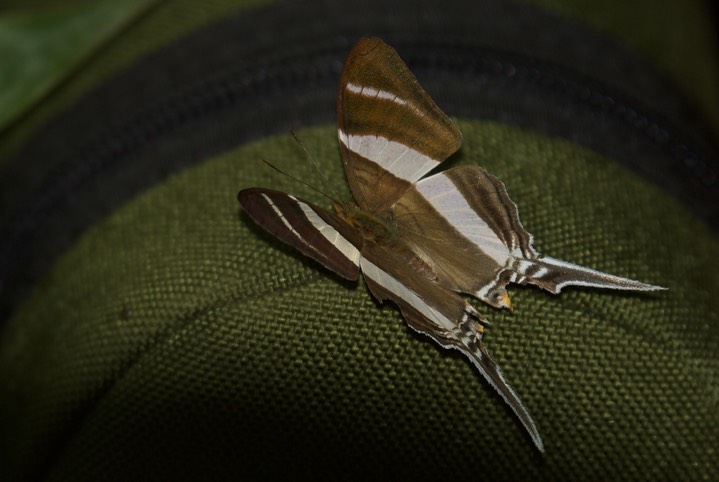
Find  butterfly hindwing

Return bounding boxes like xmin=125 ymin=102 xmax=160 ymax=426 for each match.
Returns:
xmin=359 ymin=242 xmax=544 ymax=452
xmin=390 ymin=166 xmax=529 ymax=300
xmin=392 ymin=165 xmax=662 ymax=307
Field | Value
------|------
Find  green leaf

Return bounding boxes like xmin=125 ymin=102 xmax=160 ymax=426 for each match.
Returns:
xmin=0 ymin=0 xmax=157 ymax=132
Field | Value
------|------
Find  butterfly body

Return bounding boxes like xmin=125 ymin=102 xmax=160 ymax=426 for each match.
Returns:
xmin=335 ymin=201 xmax=394 ymax=245
xmin=238 ymin=37 xmax=664 ymax=453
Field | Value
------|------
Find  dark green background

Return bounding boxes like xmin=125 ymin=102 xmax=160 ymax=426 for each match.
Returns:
xmin=1 ymin=0 xmax=717 ymax=480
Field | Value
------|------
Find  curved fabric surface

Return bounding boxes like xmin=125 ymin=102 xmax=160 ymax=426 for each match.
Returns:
xmin=0 ymin=0 xmax=717 ymax=480
xmin=1 ymin=123 xmax=717 ymax=480
xmin=1 ymin=0 xmax=717 ymax=324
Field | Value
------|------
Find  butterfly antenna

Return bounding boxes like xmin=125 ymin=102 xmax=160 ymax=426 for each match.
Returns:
xmin=261 ymin=159 xmax=336 ymax=204
xmin=290 ymin=130 xmax=343 ymax=201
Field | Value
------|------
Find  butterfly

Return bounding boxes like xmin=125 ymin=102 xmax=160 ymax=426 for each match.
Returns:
xmin=237 ymin=37 xmax=664 ymax=452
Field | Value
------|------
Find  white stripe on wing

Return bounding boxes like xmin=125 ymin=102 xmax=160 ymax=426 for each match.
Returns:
xmin=345 ymin=82 xmax=408 ymax=106
xmin=292 ymin=196 xmax=361 ymax=268
xmin=360 ymin=257 xmax=454 ymax=331
xmin=415 ymin=173 xmax=511 ymax=266
xmin=338 ymin=131 xmax=439 ymax=183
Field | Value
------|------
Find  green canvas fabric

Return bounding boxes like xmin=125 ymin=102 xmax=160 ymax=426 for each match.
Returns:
xmin=1 ymin=0 xmax=718 ymax=480
xmin=1 ymin=123 xmax=717 ymax=480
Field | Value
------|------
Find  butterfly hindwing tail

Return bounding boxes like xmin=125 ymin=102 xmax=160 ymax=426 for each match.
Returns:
xmin=359 ymin=245 xmax=544 ymax=452
xmin=517 ymin=256 xmax=666 ymax=294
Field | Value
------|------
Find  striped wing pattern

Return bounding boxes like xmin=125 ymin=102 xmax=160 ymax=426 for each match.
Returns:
xmin=392 ymin=166 xmax=662 ymax=309
xmin=360 ymin=242 xmax=544 ymax=452
xmin=238 ymin=185 xmax=547 ymax=451
xmin=237 ymin=188 xmax=362 ymax=281
xmin=239 ymin=37 xmax=665 ymax=454
xmin=337 ymin=37 xmax=462 ymax=213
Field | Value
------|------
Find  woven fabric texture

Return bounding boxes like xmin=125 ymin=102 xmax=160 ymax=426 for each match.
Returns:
xmin=1 ymin=0 xmax=718 ymax=480
xmin=1 ymin=123 xmax=717 ymax=480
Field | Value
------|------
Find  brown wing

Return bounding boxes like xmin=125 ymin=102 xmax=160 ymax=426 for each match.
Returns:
xmin=391 ymin=165 xmax=664 ymax=306
xmin=390 ymin=165 xmax=534 ymax=306
xmin=238 ymin=188 xmax=363 ymax=280
xmin=337 ymin=37 xmax=462 ymax=213
xmin=359 ymin=241 xmax=544 ymax=452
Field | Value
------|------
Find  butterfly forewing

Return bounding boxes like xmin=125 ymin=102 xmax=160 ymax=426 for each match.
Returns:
xmin=337 ymin=37 xmax=462 ymax=213
xmin=238 ymin=188 xmax=362 ymax=280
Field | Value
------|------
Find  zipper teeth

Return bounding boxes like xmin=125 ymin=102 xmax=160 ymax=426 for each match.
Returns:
xmin=0 ymin=47 xmax=715 ymax=273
